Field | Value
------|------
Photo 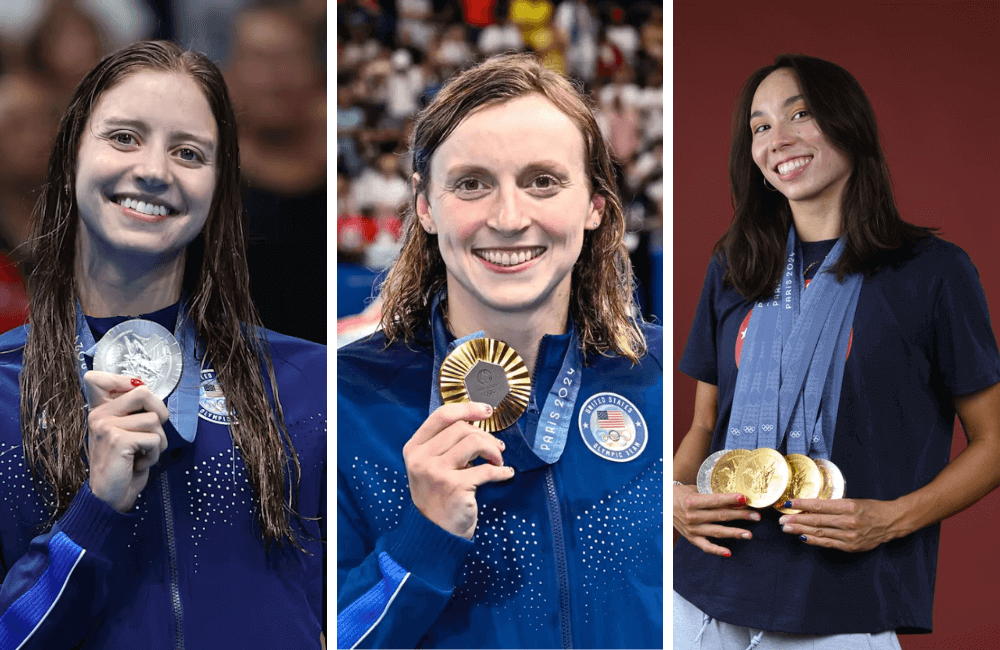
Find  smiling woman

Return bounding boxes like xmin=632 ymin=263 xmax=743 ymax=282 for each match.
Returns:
xmin=338 ymin=53 xmax=663 ymax=649
xmin=0 ymin=41 xmax=325 ymax=649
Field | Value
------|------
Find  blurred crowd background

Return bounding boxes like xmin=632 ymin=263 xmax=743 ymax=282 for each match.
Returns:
xmin=336 ymin=0 xmax=663 ymax=346
xmin=0 ymin=0 xmax=327 ymax=343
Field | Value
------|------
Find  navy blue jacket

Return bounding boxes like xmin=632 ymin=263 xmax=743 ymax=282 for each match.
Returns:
xmin=338 ymin=322 xmax=663 ymax=649
xmin=0 ymin=312 xmax=326 ymax=649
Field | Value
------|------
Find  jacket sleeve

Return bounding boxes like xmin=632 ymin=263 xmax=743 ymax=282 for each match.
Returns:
xmin=0 ymin=481 xmax=134 ymax=649
xmin=337 ymin=470 xmax=473 ymax=649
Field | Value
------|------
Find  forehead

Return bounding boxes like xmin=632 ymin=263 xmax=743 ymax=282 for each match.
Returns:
xmin=88 ymin=70 xmax=217 ymax=142
xmin=430 ymin=93 xmax=587 ymax=175
xmin=750 ymin=68 xmax=802 ymax=112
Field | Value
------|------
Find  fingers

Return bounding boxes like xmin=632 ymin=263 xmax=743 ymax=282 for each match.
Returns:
xmin=132 ymin=430 xmax=168 ymax=472
xmin=422 ymin=421 xmax=503 ymax=461
xmin=90 ymin=383 xmax=170 ymax=423
xmin=440 ymin=429 xmax=504 ymax=467
xmin=463 ymin=463 xmax=516 ymax=488
xmin=411 ymin=402 xmax=493 ymax=445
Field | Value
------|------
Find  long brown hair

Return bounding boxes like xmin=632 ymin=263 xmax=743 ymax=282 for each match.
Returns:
xmin=379 ymin=53 xmax=647 ymax=362
xmin=19 ymin=41 xmax=303 ymax=549
xmin=718 ymin=53 xmax=934 ymax=301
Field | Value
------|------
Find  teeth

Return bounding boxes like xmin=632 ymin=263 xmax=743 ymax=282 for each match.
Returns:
xmin=478 ymin=248 xmax=544 ymax=267
xmin=118 ymin=197 xmax=169 ymax=216
xmin=777 ymin=157 xmax=812 ymax=175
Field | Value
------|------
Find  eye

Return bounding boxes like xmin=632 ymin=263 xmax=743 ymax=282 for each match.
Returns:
xmin=752 ymin=123 xmax=769 ymax=134
xmin=456 ymin=178 xmax=485 ymax=192
xmin=176 ymin=147 xmax=204 ymax=163
xmin=532 ymin=174 xmax=559 ymax=189
xmin=111 ymin=132 xmax=137 ymax=146
xmin=792 ymin=109 xmax=809 ymax=119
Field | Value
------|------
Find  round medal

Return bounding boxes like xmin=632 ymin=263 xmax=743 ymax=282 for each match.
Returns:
xmin=733 ymin=448 xmax=790 ymax=508
xmin=93 ymin=319 xmax=183 ymax=400
xmin=814 ymin=458 xmax=846 ymax=500
xmin=774 ymin=454 xmax=823 ymax=514
xmin=709 ymin=448 xmax=751 ymax=495
xmin=696 ymin=449 xmax=731 ymax=494
xmin=439 ymin=338 xmax=531 ymax=433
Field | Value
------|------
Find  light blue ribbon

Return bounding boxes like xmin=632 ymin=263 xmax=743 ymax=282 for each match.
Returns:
xmin=724 ymin=225 xmax=862 ymax=460
xmin=74 ymin=298 xmax=203 ymax=444
xmin=428 ymin=292 xmax=582 ymax=465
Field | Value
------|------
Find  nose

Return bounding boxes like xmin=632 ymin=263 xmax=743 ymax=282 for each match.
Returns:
xmin=486 ymin=182 xmax=530 ymax=235
xmin=769 ymin=121 xmax=796 ymax=152
xmin=133 ymin=146 xmax=170 ymax=190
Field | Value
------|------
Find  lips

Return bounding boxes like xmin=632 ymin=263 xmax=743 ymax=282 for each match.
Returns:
xmin=473 ymin=246 xmax=546 ymax=268
xmin=774 ymin=156 xmax=812 ymax=176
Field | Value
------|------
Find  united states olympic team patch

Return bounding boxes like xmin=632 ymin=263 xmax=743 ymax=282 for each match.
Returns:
xmin=578 ymin=392 xmax=647 ymax=462
xmin=198 ymin=367 xmax=233 ymax=424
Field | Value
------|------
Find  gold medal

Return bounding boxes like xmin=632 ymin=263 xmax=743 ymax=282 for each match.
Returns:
xmin=439 ymin=338 xmax=531 ymax=433
xmin=709 ymin=449 xmax=750 ymax=495
xmin=774 ymin=454 xmax=823 ymax=514
xmin=733 ymin=448 xmax=790 ymax=508
xmin=815 ymin=458 xmax=846 ymax=500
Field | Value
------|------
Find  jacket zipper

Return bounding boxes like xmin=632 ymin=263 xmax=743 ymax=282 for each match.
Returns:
xmin=160 ymin=473 xmax=185 ymax=650
xmin=545 ymin=468 xmax=572 ymax=649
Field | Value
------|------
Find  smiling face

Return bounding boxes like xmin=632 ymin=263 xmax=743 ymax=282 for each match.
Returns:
xmin=415 ymin=93 xmax=604 ymax=322
xmin=74 ymin=70 xmax=218 ymax=265
xmin=750 ymin=68 xmax=852 ymax=210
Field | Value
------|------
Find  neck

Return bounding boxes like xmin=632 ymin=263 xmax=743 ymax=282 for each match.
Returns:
xmin=75 ymin=238 xmax=185 ymax=318
xmin=444 ymin=280 xmax=570 ymax=376
xmin=787 ymin=186 xmax=845 ymax=242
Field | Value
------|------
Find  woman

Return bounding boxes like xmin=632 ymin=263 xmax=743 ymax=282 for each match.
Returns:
xmin=338 ymin=53 xmax=663 ymax=649
xmin=0 ymin=41 xmax=325 ymax=648
xmin=672 ymin=54 xmax=1000 ymax=648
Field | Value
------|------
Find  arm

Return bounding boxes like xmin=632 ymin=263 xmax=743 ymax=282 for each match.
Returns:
xmin=672 ymin=381 xmax=760 ymax=556
xmin=780 ymin=381 xmax=1000 ymax=551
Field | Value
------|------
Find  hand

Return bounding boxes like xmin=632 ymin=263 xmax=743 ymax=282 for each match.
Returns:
xmin=403 ymin=402 xmax=514 ymax=540
xmin=673 ymin=484 xmax=761 ymax=557
xmin=778 ymin=498 xmax=900 ymax=552
xmin=83 ymin=371 xmax=170 ymax=513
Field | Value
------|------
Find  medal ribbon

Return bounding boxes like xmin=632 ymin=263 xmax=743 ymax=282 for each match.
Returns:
xmin=429 ymin=292 xmax=583 ymax=465
xmin=75 ymin=297 xmax=203 ymax=444
xmin=723 ymin=225 xmax=862 ymax=460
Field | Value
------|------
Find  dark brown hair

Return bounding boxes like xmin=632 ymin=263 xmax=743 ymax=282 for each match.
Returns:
xmin=379 ymin=53 xmax=646 ymax=362
xmin=20 ymin=40 xmax=302 ymax=548
xmin=718 ymin=53 xmax=934 ymax=301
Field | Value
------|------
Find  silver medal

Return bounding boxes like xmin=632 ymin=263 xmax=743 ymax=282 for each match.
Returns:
xmin=93 ymin=319 xmax=183 ymax=400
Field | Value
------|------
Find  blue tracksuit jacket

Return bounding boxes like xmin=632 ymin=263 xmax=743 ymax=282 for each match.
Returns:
xmin=337 ymin=322 xmax=663 ymax=649
xmin=0 ymin=309 xmax=325 ymax=649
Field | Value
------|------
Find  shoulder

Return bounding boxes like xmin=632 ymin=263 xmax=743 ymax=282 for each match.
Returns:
xmin=639 ymin=322 xmax=663 ymax=370
xmin=259 ymin=330 xmax=326 ymax=416
xmin=0 ymin=324 xmax=27 ymax=382
xmin=878 ymin=236 xmax=984 ymax=287
xmin=338 ymin=330 xmax=433 ymax=394
xmin=263 ymin=329 xmax=326 ymax=379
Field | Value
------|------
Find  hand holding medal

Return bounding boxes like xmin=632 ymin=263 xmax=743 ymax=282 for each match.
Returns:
xmin=83 ymin=371 xmax=170 ymax=513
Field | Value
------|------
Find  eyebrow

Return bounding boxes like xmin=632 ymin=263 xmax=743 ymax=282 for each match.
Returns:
xmin=749 ymin=94 xmax=805 ymax=120
xmin=99 ymin=117 xmax=216 ymax=151
xmin=443 ymin=160 xmax=572 ymax=178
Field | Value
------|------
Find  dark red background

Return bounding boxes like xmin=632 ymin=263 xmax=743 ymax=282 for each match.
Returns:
xmin=673 ymin=4 xmax=1000 ymax=647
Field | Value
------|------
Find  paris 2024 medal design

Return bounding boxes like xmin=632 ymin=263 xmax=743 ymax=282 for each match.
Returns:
xmin=733 ymin=448 xmax=790 ymax=508
xmin=93 ymin=319 xmax=183 ymax=400
xmin=774 ymin=454 xmax=823 ymax=514
xmin=707 ymin=449 xmax=751 ymax=495
xmin=814 ymin=458 xmax=846 ymax=500
xmin=439 ymin=338 xmax=531 ymax=433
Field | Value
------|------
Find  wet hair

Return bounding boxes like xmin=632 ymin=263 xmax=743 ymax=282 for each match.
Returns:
xmin=379 ymin=53 xmax=646 ymax=362
xmin=20 ymin=40 xmax=303 ymax=549
xmin=718 ymin=53 xmax=934 ymax=301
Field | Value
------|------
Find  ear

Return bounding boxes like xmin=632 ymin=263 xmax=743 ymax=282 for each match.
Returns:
xmin=586 ymin=193 xmax=606 ymax=230
xmin=412 ymin=173 xmax=435 ymax=234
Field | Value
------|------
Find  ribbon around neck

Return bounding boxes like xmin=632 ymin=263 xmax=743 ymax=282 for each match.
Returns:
xmin=74 ymin=297 xmax=204 ymax=445
xmin=428 ymin=292 xmax=583 ymax=466
xmin=724 ymin=225 xmax=862 ymax=460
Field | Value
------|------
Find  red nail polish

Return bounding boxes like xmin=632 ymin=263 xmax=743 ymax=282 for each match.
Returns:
xmin=723 ymin=550 xmax=731 ymax=558
xmin=737 ymin=495 xmax=748 ymax=506
xmin=131 ymin=378 xmax=144 ymax=387
xmin=484 ymin=405 xmax=493 ymax=415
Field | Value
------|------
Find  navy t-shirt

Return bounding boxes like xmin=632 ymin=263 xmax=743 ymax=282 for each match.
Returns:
xmin=675 ymin=236 xmax=1000 ymax=634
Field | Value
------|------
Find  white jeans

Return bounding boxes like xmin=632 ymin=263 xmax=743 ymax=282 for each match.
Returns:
xmin=673 ymin=591 xmax=903 ymax=650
